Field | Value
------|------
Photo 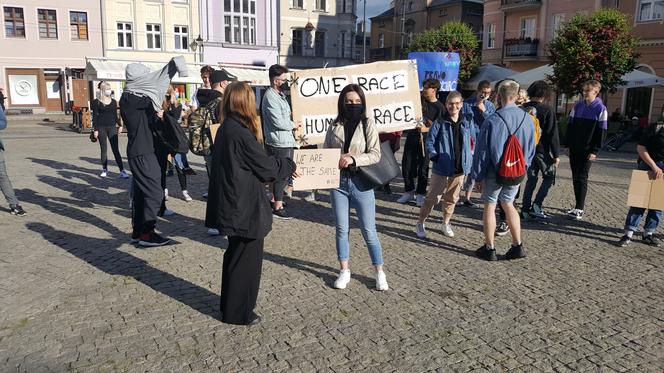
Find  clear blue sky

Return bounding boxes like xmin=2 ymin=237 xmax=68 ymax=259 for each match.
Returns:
xmin=357 ymin=0 xmax=391 ymax=31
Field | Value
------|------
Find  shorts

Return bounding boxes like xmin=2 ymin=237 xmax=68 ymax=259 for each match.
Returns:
xmin=482 ymin=175 xmax=520 ymax=204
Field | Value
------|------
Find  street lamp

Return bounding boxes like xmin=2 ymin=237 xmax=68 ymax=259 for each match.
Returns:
xmin=190 ymin=35 xmax=204 ymax=62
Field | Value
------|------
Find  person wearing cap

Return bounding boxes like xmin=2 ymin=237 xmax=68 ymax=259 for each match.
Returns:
xmin=261 ymin=64 xmax=297 ymax=220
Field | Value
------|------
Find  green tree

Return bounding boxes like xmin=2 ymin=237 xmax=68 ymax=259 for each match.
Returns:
xmin=548 ymin=9 xmax=639 ymax=95
xmin=407 ymin=21 xmax=480 ymax=82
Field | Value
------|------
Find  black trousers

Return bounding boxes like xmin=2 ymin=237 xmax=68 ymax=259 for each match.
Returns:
xmin=155 ymin=144 xmax=169 ymax=215
xmin=98 ymin=126 xmax=124 ymax=171
xmin=569 ymin=149 xmax=593 ymax=210
xmin=221 ymin=236 xmax=264 ymax=325
xmin=129 ymin=154 xmax=162 ymax=235
xmin=265 ymin=145 xmax=294 ymax=202
xmin=401 ymin=132 xmax=429 ymax=195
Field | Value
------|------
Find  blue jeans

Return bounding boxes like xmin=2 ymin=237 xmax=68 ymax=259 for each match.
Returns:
xmin=173 ymin=153 xmax=189 ymax=169
xmin=521 ymin=153 xmax=556 ymax=211
xmin=330 ymin=174 xmax=384 ymax=266
xmin=624 ymin=161 xmax=663 ymax=235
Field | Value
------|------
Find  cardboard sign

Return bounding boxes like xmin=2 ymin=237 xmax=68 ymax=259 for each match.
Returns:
xmin=627 ymin=170 xmax=664 ymax=210
xmin=290 ymin=60 xmax=423 ymax=146
xmin=408 ymin=52 xmax=460 ymax=91
xmin=210 ymin=123 xmax=220 ymax=144
xmin=292 ymin=148 xmax=341 ymax=191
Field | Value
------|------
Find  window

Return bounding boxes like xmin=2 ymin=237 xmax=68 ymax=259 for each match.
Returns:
xmin=439 ymin=8 xmax=448 ymax=16
xmin=486 ymin=23 xmax=495 ymax=48
xmin=234 ymin=0 xmax=241 ymax=12
xmin=70 ymin=12 xmax=88 ymax=40
xmin=520 ymin=17 xmax=536 ymax=39
xmin=250 ymin=0 xmax=256 ymax=14
xmin=243 ymin=0 xmax=249 ymax=12
xmin=38 ymin=9 xmax=58 ymax=39
xmin=316 ymin=0 xmax=326 ymax=11
xmin=242 ymin=17 xmax=249 ymax=44
xmin=224 ymin=0 xmax=231 ymax=11
xmin=378 ymin=33 xmax=385 ymax=48
xmin=4 ymin=7 xmax=25 ymax=38
xmin=408 ymin=1 xmax=413 ymax=11
xmin=292 ymin=29 xmax=303 ymax=56
xmin=174 ymin=25 xmax=188 ymax=50
xmin=638 ymin=0 xmax=664 ymax=21
xmin=117 ymin=22 xmax=133 ymax=48
xmin=292 ymin=0 xmax=304 ymax=9
xmin=233 ymin=16 xmax=240 ymax=43
xmin=146 ymin=23 xmax=161 ymax=50
xmin=250 ymin=18 xmax=256 ymax=44
xmin=224 ymin=16 xmax=231 ymax=42
xmin=340 ymin=31 xmax=346 ymax=58
xmin=552 ymin=14 xmax=565 ymax=38
xmin=315 ymin=32 xmax=325 ymax=57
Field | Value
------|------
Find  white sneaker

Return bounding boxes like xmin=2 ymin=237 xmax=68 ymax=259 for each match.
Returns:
xmin=164 ymin=188 xmax=169 ymax=201
xmin=415 ymin=194 xmax=425 ymax=207
xmin=162 ymin=208 xmax=174 ymax=217
xmin=397 ymin=192 xmax=414 ymax=204
xmin=182 ymin=190 xmax=193 ymax=202
xmin=375 ymin=271 xmax=389 ymax=291
xmin=207 ymin=228 xmax=220 ymax=236
xmin=100 ymin=170 xmax=108 ymax=178
xmin=416 ymin=223 xmax=427 ymax=239
xmin=333 ymin=269 xmax=351 ymax=289
xmin=304 ymin=191 xmax=316 ymax=202
xmin=119 ymin=170 xmax=130 ymax=179
xmin=567 ymin=209 xmax=584 ymax=220
xmin=203 ymin=192 xmax=208 ymax=199
xmin=442 ymin=223 xmax=455 ymax=237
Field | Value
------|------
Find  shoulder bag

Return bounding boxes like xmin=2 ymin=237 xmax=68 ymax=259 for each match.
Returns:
xmin=356 ymin=120 xmax=401 ymax=188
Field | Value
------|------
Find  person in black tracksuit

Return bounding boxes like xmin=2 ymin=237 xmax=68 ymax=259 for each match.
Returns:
xmin=205 ymin=82 xmax=296 ymax=325
xmin=564 ymin=80 xmax=608 ymax=220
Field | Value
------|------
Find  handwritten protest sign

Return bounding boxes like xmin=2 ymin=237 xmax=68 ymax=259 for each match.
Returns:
xmin=292 ymin=148 xmax=341 ymax=191
xmin=408 ymin=52 xmax=460 ymax=91
xmin=290 ymin=60 xmax=423 ymax=145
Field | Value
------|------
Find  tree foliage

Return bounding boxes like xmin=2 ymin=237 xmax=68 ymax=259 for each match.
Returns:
xmin=407 ymin=21 xmax=480 ymax=82
xmin=548 ymin=9 xmax=639 ymax=95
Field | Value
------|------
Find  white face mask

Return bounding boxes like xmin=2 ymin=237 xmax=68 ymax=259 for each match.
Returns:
xmin=174 ymin=91 xmax=180 ymax=98
xmin=103 ymin=89 xmax=112 ymax=97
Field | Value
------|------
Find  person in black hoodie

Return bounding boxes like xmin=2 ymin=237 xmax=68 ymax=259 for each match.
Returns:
xmin=520 ymin=80 xmax=560 ymax=219
xmin=205 ymin=82 xmax=297 ymax=325
xmin=564 ymin=80 xmax=608 ymax=220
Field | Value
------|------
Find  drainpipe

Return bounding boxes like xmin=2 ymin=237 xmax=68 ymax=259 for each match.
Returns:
xmin=100 ymin=0 xmax=107 ymax=56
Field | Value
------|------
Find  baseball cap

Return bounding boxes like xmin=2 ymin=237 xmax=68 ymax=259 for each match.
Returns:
xmin=210 ymin=69 xmax=237 ymax=84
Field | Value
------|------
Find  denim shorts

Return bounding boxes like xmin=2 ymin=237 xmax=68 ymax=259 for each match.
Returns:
xmin=482 ymin=175 xmax=520 ymax=204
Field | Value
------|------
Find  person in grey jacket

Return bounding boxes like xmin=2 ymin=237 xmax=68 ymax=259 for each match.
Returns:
xmin=261 ymin=64 xmax=297 ymax=219
xmin=0 ymin=109 xmax=25 ymax=216
xmin=323 ymin=84 xmax=388 ymax=291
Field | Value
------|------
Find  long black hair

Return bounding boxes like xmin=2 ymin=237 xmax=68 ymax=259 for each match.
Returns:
xmin=334 ymin=84 xmax=368 ymax=125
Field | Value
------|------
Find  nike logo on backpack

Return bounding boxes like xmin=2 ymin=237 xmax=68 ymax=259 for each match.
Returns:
xmin=506 ymin=160 xmax=519 ymax=167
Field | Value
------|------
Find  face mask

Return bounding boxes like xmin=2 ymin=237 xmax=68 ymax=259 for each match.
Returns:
xmin=166 ymin=95 xmax=171 ymax=101
xmin=343 ymin=104 xmax=364 ymax=121
xmin=279 ymin=81 xmax=290 ymax=92
xmin=103 ymin=89 xmax=112 ymax=97
xmin=174 ymin=91 xmax=180 ymax=98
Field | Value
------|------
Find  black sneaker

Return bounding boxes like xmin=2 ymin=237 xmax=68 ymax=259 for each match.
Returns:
xmin=504 ymin=244 xmax=526 ymax=260
xmin=183 ymin=168 xmax=197 ymax=176
xmin=476 ymin=245 xmax=497 ymax=261
xmin=130 ymin=232 xmax=140 ymax=243
xmin=273 ymin=208 xmax=292 ymax=220
xmin=520 ymin=210 xmax=532 ymax=221
xmin=642 ymin=235 xmax=660 ymax=247
xmin=9 ymin=205 xmax=26 ymax=216
xmin=138 ymin=232 xmax=171 ymax=247
xmin=495 ymin=222 xmax=510 ymax=236
xmin=463 ymin=200 xmax=479 ymax=208
xmin=617 ymin=235 xmax=631 ymax=247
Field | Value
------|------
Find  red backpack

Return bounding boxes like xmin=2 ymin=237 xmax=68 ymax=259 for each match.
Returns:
xmin=495 ymin=112 xmax=528 ymax=186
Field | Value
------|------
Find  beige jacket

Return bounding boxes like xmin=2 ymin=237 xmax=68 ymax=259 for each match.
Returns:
xmin=323 ymin=118 xmax=381 ymax=167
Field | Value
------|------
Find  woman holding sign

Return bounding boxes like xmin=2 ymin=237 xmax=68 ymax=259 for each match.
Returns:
xmin=323 ymin=84 xmax=389 ymax=291
xmin=205 ymin=82 xmax=297 ymax=325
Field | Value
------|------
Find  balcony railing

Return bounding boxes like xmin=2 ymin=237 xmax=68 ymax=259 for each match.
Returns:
xmin=504 ymin=38 xmax=539 ymax=57
xmin=501 ymin=0 xmax=541 ymax=11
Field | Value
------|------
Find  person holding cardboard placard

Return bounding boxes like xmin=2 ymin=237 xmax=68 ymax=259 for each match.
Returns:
xmin=617 ymin=123 xmax=664 ymax=247
xmin=415 ymin=91 xmax=472 ymax=239
xmin=323 ymin=84 xmax=388 ymax=291
xmin=205 ymin=82 xmax=297 ymax=325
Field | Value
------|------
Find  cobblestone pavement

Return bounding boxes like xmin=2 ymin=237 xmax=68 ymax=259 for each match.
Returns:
xmin=1 ymin=119 xmax=663 ymax=372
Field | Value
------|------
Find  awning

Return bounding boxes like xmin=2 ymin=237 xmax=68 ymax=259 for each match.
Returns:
xmin=84 ymin=58 xmax=272 ymax=86
xmin=493 ymin=64 xmax=664 ymax=89
xmin=462 ymin=64 xmax=517 ymax=90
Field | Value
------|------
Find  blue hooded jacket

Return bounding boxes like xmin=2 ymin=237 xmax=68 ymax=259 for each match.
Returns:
xmin=471 ymin=103 xmax=536 ymax=181
xmin=462 ymin=96 xmax=496 ymax=140
xmin=426 ymin=113 xmax=474 ymax=177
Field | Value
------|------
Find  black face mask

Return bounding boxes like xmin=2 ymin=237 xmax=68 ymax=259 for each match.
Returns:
xmin=280 ymin=81 xmax=290 ymax=92
xmin=166 ymin=95 xmax=171 ymax=101
xmin=343 ymin=104 xmax=364 ymax=121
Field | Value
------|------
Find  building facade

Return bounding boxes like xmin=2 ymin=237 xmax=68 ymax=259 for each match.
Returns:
xmin=199 ymin=0 xmax=279 ymax=67
xmin=369 ymin=0 xmax=484 ymax=62
xmin=279 ymin=0 xmax=358 ymax=69
xmin=481 ymin=0 xmax=606 ymax=72
xmin=0 ymin=0 xmax=103 ymax=112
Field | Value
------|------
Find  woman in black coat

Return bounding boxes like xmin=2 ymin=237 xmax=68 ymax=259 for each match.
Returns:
xmin=205 ymin=82 xmax=296 ymax=325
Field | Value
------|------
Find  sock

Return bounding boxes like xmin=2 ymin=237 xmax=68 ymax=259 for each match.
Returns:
xmin=625 ymin=230 xmax=634 ymax=238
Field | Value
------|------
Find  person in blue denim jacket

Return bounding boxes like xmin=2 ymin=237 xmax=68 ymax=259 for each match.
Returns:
xmin=0 ymin=109 xmax=26 ymax=216
xmin=617 ymin=123 xmax=664 ymax=248
xmin=415 ymin=91 xmax=472 ymax=239
xmin=472 ymin=80 xmax=535 ymax=261
xmin=458 ymin=80 xmax=496 ymax=208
